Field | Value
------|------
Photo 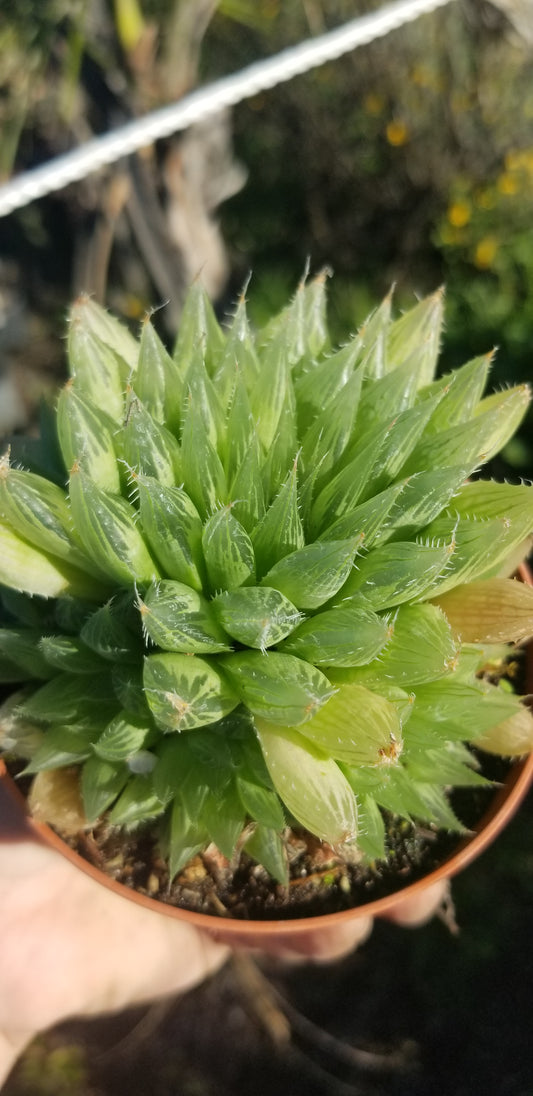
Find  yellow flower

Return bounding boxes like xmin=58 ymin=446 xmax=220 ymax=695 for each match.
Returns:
xmin=504 ymin=148 xmax=533 ymax=174
xmin=447 ymin=200 xmax=471 ymax=228
xmin=497 ymin=172 xmax=518 ymax=196
xmin=385 ymin=120 xmax=409 ymax=147
xmin=474 ymin=237 xmax=498 ymax=270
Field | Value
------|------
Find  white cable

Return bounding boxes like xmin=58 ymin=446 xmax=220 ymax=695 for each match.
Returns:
xmin=0 ymin=0 xmax=455 ymax=218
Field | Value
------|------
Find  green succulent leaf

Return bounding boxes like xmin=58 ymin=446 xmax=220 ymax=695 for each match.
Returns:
xmin=273 ymin=682 xmax=402 ymax=766
xmin=80 ymin=599 xmax=140 ymax=663
xmin=183 ymin=356 xmax=225 ymax=451
xmin=421 ymin=511 xmax=533 ymax=597
xmin=404 ymin=743 xmax=491 ymax=787
xmin=213 ymin=586 xmax=302 ymax=650
xmin=71 ymin=295 xmax=138 ymax=376
xmin=319 ymin=481 xmax=406 ymax=546
xmin=418 ymin=352 xmax=492 ymax=433
xmin=353 ymin=796 xmax=387 ymax=861
xmin=261 ymin=377 xmax=299 ymax=504
xmin=0 ymin=628 xmax=55 ymax=680
xmin=202 ymin=785 xmax=245 ymax=860
xmin=179 ymin=754 xmax=216 ymax=815
xmin=300 ymin=269 xmax=331 ymax=359
xmin=358 ymin=290 xmax=393 ymax=380
xmin=172 ymin=280 xmax=225 ymax=376
xmin=227 ymin=436 xmax=266 ymax=532
xmin=202 ymin=505 xmax=256 ymax=592
xmin=331 ymin=604 xmax=457 ymax=689
xmin=220 ymin=650 xmax=335 ymax=726
xmin=81 ymin=756 xmax=129 ymax=824
xmin=244 ymin=825 xmax=289 ymax=885
xmin=236 ymin=775 xmax=286 ymax=831
xmin=365 ymin=766 xmax=466 ymax=831
xmin=249 ymin=333 xmax=290 ymax=451
xmin=144 ymin=652 xmax=239 ymax=732
xmin=168 ymin=796 xmax=207 ymax=880
xmin=38 ymin=635 xmax=106 ymax=675
xmin=223 ymin=370 xmax=258 ymax=484
xmin=378 ymin=466 xmax=468 ymax=542
xmin=67 ymin=313 xmax=125 ymax=422
xmin=214 ymin=293 xmax=261 ymax=405
xmin=112 ymin=663 xmax=150 ymax=716
xmin=385 ymin=288 xmax=444 ymax=383
xmin=0 ymin=653 xmax=31 ymax=684
xmin=93 ymin=710 xmax=152 ymax=761
xmin=294 ymin=341 xmax=362 ymax=434
xmin=108 ymin=774 xmax=165 ymax=826
xmin=23 ymin=725 xmax=98 ymax=773
xmin=1 ymin=588 xmax=53 ymax=629
xmin=252 ymin=459 xmax=304 ymax=579
xmin=280 ymin=605 xmax=390 ymax=666
xmin=228 ymin=657 xmax=316 ymax=731
xmin=18 ymin=672 xmax=117 ymax=727
xmin=122 ymin=391 xmax=180 ymax=485
xmin=406 ymin=677 xmax=522 ymax=742
xmin=299 ymin=370 xmax=363 ymax=489
xmin=152 ymin=735 xmax=192 ymax=805
xmin=136 ymin=475 xmax=204 ymax=590
xmin=257 ymin=274 xmax=307 ymax=366
xmin=69 ymin=467 xmax=158 ymax=586
xmin=403 ymin=384 xmax=530 ymax=476
xmin=309 ymin=428 xmax=384 ymax=537
xmin=355 ymin=354 xmax=425 ymax=434
xmin=0 ymin=521 xmax=100 ymax=600
xmin=451 ymin=479 xmax=533 ymax=526
xmin=0 ymin=462 xmax=95 ymax=573
xmin=369 ymin=394 xmax=444 ymax=486
xmin=254 ymin=720 xmax=358 ymax=844
xmin=336 ymin=541 xmax=452 ymax=610
xmin=136 ymin=316 xmax=183 ymax=432
xmin=139 ymin=579 xmax=231 ymax=653
xmin=180 ymin=397 xmax=226 ymax=519
xmin=57 ymin=385 xmax=121 ymax=493
xmin=261 ymin=538 xmax=360 ymax=610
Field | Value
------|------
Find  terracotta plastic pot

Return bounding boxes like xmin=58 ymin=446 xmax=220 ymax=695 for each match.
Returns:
xmin=1 ymin=566 xmax=533 ymax=948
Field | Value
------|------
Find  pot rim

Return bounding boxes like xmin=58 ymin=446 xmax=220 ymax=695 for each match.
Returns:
xmin=1 ymin=751 xmax=532 ymax=937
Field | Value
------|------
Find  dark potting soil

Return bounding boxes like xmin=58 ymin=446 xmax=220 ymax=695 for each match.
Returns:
xmin=48 ymin=750 xmax=512 ymax=923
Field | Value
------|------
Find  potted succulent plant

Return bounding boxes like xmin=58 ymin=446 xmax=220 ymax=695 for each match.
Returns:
xmin=1 ymin=272 xmax=533 ymax=947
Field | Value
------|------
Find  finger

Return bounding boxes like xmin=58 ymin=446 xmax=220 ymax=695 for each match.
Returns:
xmin=218 ymin=913 xmax=374 ymax=963
xmin=1 ymin=839 xmax=230 ymax=1034
xmin=274 ymin=915 xmax=374 ymax=962
xmin=383 ymin=880 xmax=450 ymax=926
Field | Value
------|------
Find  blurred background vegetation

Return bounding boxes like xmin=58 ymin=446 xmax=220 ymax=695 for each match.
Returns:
xmin=1 ymin=0 xmax=533 ymax=463
xmin=1 ymin=2 xmax=533 ymax=1093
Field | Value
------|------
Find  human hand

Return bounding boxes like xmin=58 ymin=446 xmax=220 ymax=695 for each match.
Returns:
xmin=0 ymin=776 xmax=231 ymax=1087
xmin=0 ymin=773 xmax=447 ymax=1086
